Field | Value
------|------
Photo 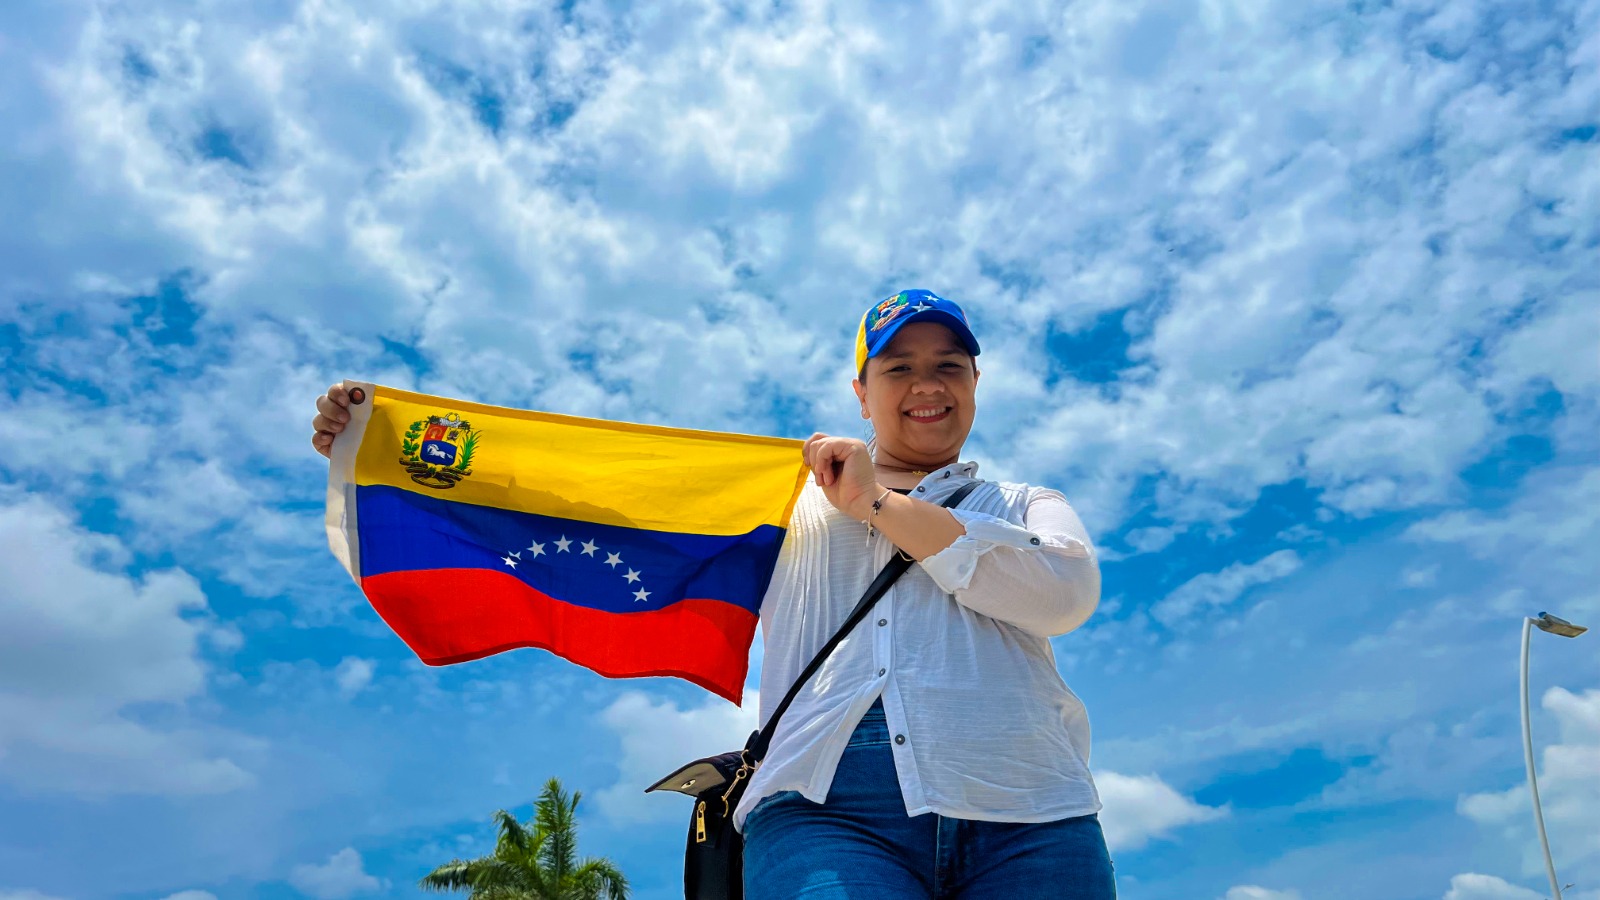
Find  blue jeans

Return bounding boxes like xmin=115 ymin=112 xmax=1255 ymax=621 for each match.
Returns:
xmin=742 ymin=702 xmax=1116 ymax=899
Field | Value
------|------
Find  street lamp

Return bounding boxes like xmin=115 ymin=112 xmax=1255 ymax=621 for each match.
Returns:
xmin=1520 ymin=612 xmax=1588 ymax=900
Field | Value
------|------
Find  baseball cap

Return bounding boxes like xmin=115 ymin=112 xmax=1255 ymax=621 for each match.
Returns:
xmin=855 ymin=289 xmax=981 ymax=376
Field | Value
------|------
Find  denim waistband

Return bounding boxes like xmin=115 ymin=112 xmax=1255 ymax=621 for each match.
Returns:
xmin=847 ymin=698 xmax=890 ymax=747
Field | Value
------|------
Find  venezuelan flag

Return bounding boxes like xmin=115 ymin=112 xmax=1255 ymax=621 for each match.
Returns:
xmin=325 ymin=381 xmax=807 ymax=704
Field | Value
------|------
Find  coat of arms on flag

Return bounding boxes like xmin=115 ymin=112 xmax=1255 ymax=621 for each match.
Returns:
xmin=398 ymin=412 xmax=480 ymax=489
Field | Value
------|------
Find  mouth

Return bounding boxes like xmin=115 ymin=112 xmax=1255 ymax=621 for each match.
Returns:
xmin=904 ymin=406 xmax=953 ymax=424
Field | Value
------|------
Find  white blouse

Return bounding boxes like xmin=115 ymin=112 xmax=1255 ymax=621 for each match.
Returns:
xmin=733 ymin=461 xmax=1103 ymax=830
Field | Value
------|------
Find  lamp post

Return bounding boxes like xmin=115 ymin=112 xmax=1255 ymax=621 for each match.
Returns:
xmin=1520 ymin=611 xmax=1587 ymax=900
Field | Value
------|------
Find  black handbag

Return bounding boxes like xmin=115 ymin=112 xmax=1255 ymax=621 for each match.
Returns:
xmin=645 ymin=481 xmax=980 ymax=900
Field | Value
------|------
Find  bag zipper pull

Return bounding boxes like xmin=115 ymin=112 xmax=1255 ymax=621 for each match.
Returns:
xmin=695 ymin=800 xmax=707 ymax=843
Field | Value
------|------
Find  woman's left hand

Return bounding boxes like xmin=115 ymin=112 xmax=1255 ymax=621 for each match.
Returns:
xmin=802 ymin=433 xmax=881 ymax=521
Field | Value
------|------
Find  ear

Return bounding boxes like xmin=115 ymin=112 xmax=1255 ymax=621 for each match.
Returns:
xmin=852 ymin=377 xmax=869 ymax=419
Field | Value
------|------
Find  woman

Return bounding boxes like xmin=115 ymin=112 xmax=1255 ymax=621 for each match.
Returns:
xmin=309 ymin=289 xmax=1112 ymax=899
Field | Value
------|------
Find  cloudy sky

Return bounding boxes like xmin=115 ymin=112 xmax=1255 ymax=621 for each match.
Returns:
xmin=2 ymin=0 xmax=1597 ymax=898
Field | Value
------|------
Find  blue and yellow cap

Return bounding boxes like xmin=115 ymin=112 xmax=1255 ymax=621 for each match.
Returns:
xmin=855 ymin=289 xmax=980 ymax=376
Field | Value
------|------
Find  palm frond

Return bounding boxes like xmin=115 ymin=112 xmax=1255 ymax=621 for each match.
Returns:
xmin=492 ymin=809 xmax=532 ymax=857
xmin=416 ymin=851 xmax=470 ymax=883
xmin=573 ymin=858 xmax=630 ymax=900
xmin=418 ymin=859 xmax=481 ymax=893
xmin=420 ymin=855 xmax=541 ymax=896
xmin=535 ymin=778 xmax=579 ymax=886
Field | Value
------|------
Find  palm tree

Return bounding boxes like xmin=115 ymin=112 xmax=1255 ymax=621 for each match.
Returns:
xmin=420 ymin=777 xmax=628 ymax=900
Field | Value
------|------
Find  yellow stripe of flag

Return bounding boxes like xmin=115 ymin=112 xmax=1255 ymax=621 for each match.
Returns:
xmin=351 ymin=385 xmax=808 ymax=536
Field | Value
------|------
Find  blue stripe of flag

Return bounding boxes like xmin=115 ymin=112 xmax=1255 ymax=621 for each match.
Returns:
xmin=355 ymin=484 xmax=786 ymax=616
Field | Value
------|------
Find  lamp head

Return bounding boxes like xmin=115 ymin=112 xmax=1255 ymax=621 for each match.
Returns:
xmin=1535 ymin=612 xmax=1588 ymax=638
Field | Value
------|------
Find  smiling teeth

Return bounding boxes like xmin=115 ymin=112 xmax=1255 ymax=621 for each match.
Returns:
xmin=908 ymin=409 xmax=947 ymax=418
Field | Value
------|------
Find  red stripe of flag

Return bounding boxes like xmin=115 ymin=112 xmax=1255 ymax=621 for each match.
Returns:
xmin=361 ymin=568 xmax=759 ymax=704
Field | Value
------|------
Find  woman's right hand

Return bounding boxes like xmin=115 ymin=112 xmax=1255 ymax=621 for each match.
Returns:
xmin=311 ymin=382 xmax=359 ymax=459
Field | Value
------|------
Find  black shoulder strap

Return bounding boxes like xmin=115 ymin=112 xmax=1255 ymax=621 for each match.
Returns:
xmin=747 ymin=479 xmax=981 ymax=762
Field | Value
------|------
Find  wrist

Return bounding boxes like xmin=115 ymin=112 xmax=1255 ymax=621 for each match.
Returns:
xmin=853 ymin=482 xmax=889 ymax=523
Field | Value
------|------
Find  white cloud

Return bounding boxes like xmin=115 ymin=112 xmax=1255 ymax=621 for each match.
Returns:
xmin=1312 ymin=706 xmax=1519 ymax=811
xmin=1095 ymin=771 xmax=1227 ymax=851
xmin=0 ymin=891 xmax=71 ymax=900
xmin=0 ymin=299 xmax=375 ymax=614
xmin=1401 ymin=564 xmax=1439 ymax=588
xmin=1458 ymin=688 xmax=1600 ymax=891
xmin=1442 ymin=873 xmax=1543 ymax=900
xmin=1223 ymin=888 xmax=1302 ymax=900
xmin=1152 ymin=550 xmax=1302 ymax=627
xmin=333 ymin=658 xmax=375 ymax=698
xmin=160 ymin=892 xmax=219 ymax=900
xmin=26 ymin=0 xmax=1591 ymax=547
xmin=1407 ymin=467 xmax=1600 ymax=599
xmin=593 ymin=690 xmax=759 ymax=824
xmin=0 ymin=493 xmax=253 ymax=796
xmin=288 ymin=847 xmax=384 ymax=900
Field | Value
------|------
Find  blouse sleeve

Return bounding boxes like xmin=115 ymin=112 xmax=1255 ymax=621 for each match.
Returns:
xmin=917 ymin=486 xmax=1100 ymax=637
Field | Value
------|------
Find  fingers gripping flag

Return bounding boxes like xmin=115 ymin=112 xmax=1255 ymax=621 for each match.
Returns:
xmin=325 ymin=382 xmax=808 ymax=704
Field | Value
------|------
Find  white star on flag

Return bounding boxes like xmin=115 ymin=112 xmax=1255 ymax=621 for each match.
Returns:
xmin=555 ymin=536 xmax=572 ymax=553
xmin=633 ymin=588 xmax=651 ymax=602
xmin=605 ymin=552 xmax=623 ymax=568
xmin=501 ymin=555 xmax=518 ymax=569
xmin=624 ymin=568 xmax=641 ymax=583
xmin=528 ymin=541 xmax=545 ymax=557
xmin=911 ymin=300 xmax=932 ymax=313
xmin=581 ymin=539 xmax=599 ymax=556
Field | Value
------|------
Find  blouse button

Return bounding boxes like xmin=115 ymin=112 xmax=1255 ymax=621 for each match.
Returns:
xmin=878 ymin=668 xmax=886 ymax=676
xmin=877 ymin=618 xmax=888 ymax=626
xmin=894 ymin=734 xmax=906 ymax=745
xmin=916 ymin=486 xmax=925 ymax=493
xmin=1029 ymin=536 xmax=1041 ymax=545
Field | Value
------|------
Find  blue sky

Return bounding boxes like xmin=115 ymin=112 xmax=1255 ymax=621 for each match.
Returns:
xmin=1 ymin=0 xmax=1597 ymax=899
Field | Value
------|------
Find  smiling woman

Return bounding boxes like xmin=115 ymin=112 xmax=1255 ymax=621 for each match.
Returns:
xmin=738 ymin=290 xmax=1115 ymax=899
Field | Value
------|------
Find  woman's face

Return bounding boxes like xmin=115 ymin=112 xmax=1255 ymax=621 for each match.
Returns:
xmin=853 ymin=321 xmax=979 ymax=468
